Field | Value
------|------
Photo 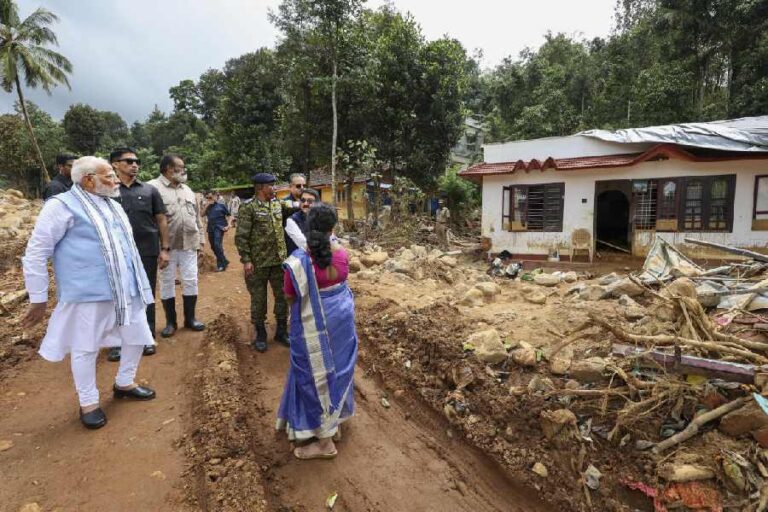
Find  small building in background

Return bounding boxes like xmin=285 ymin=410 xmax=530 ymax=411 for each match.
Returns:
xmin=460 ymin=116 xmax=768 ymax=260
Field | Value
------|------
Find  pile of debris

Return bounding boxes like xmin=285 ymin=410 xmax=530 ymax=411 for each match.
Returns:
xmin=0 ymin=190 xmax=43 ymax=377
xmin=0 ymin=189 xmax=40 ymax=273
xmin=352 ymin=236 xmax=768 ymax=511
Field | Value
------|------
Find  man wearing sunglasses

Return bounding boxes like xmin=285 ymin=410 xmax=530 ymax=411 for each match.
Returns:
xmin=107 ymin=147 xmax=170 ymax=361
xmin=284 ymin=188 xmax=319 ymax=254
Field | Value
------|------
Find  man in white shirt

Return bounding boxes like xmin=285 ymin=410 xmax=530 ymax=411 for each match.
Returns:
xmin=22 ymin=156 xmax=156 ymax=430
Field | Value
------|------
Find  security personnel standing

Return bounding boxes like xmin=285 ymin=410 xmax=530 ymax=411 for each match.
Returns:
xmin=235 ymin=173 xmax=293 ymax=352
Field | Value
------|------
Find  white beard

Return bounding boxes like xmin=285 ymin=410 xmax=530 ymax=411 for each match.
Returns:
xmin=95 ymin=182 xmax=120 ymax=198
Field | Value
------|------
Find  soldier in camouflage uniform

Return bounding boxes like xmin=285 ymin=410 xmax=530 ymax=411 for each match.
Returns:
xmin=235 ymin=173 xmax=299 ymax=352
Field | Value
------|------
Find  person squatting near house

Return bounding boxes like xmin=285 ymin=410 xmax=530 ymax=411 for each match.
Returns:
xmin=284 ymin=188 xmax=320 ymax=254
xmin=278 ymin=201 xmax=358 ymax=460
xmin=147 ymin=155 xmax=205 ymax=337
xmin=42 ymin=153 xmax=77 ymax=200
xmin=22 ymin=156 xmax=157 ymax=430
xmin=235 ymin=172 xmax=298 ymax=352
xmin=108 ymin=147 xmax=170 ymax=362
xmin=202 ymin=190 xmax=231 ymax=271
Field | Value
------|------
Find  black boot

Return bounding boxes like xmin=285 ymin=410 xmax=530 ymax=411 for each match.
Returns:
xmin=161 ymin=298 xmax=177 ymax=338
xmin=274 ymin=319 xmax=289 ymax=347
xmin=144 ymin=303 xmax=157 ymax=354
xmin=252 ymin=322 xmax=268 ymax=352
xmin=183 ymin=295 xmax=205 ymax=331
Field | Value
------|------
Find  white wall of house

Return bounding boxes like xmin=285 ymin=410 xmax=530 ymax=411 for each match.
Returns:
xmin=481 ymin=158 xmax=768 ymax=257
xmin=483 ymin=134 xmax=652 ymax=163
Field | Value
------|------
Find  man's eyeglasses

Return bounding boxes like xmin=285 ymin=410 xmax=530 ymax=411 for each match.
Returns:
xmin=300 ymin=198 xmax=315 ymax=204
xmin=293 ymin=184 xmax=306 ymax=189
xmin=117 ymin=158 xmax=141 ymax=165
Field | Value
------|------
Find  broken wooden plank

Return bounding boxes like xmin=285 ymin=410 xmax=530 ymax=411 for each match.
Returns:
xmin=683 ymin=238 xmax=768 ymax=263
xmin=596 ymin=239 xmax=631 ymax=254
xmin=612 ymin=343 xmax=759 ymax=383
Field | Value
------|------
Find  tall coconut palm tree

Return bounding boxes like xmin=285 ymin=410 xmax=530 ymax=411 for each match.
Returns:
xmin=0 ymin=0 xmax=72 ymax=183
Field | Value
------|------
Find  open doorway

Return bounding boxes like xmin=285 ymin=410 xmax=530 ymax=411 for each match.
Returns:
xmin=595 ymin=181 xmax=631 ymax=253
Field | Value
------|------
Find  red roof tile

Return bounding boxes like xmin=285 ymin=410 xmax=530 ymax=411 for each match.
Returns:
xmin=459 ymin=143 xmax=768 ymax=180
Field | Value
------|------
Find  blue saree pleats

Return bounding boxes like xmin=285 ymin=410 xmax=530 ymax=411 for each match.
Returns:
xmin=277 ymin=250 xmax=358 ymax=440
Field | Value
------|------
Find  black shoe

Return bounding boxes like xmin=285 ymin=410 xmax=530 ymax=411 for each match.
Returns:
xmin=183 ymin=295 xmax=205 ymax=331
xmin=274 ymin=320 xmax=289 ymax=347
xmin=161 ymin=298 xmax=177 ymax=338
xmin=252 ymin=322 xmax=268 ymax=352
xmin=143 ymin=345 xmax=156 ymax=356
xmin=107 ymin=347 xmax=121 ymax=362
xmin=216 ymin=266 xmax=225 ymax=272
xmin=80 ymin=407 xmax=107 ymax=429
xmin=113 ymin=384 xmax=156 ymax=401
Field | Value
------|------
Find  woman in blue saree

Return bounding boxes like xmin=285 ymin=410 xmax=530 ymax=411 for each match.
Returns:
xmin=277 ymin=203 xmax=358 ymax=460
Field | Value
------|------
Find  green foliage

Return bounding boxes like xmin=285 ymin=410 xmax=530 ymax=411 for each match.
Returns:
xmin=438 ymin=165 xmax=479 ymax=217
xmin=0 ymin=0 xmax=72 ymax=182
xmin=62 ymin=103 xmax=129 ymax=154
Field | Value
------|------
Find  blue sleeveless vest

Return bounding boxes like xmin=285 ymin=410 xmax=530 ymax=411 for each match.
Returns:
xmin=51 ymin=191 xmax=140 ymax=303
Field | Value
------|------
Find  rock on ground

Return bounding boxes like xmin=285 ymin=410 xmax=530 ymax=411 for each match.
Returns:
xmin=534 ymin=273 xmax=561 ymax=287
xmin=570 ymin=357 xmax=607 ymax=383
xmin=604 ymin=277 xmax=644 ymax=298
xmin=466 ymin=329 xmax=508 ymax=364
xmin=360 ymin=251 xmax=389 ymax=267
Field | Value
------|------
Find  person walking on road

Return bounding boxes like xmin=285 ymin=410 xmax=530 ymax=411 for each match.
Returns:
xmin=148 ymin=155 xmax=205 ymax=337
xmin=228 ymin=192 xmax=241 ymax=227
xmin=202 ymin=191 xmax=231 ymax=271
xmin=108 ymin=147 xmax=170 ymax=361
xmin=278 ymin=202 xmax=358 ymax=459
xmin=22 ymin=156 xmax=157 ymax=430
xmin=235 ymin=173 xmax=290 ymax=352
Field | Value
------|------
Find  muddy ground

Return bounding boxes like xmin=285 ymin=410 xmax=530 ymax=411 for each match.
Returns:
xmin=0 ymin=235 xmax=550 ymax=512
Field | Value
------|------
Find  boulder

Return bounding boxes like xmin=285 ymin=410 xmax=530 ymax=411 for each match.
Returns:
xmin=360 ymin=251 xmax=389 ymax=267
xmin=605 ymin=278 xmax=644 ymax=298
xmin=598 ymin=272 xmax=620 ymax=286
xmin=563 ymin=271 xmax=578 ymax=283
xmin=534 ymin=273 xmax=561 ymax=287
xmin=532 ymin=462 xmax=549 ymax=478
xmin=356 ymin=270 xmax=378 ymax=281
xmin=570 ymin=357 xmax=607 ymax=383
xmin=398 ymin=248 xmax=416 ymax=261
xmin=719 ymin=402 xmax=768 ymax=437
xmin=619 ymin=294 xmax=646 ymax=320
xmin=440 ymin=256 xmax=458 ymax=268
xmin=550 ymin=354 xmax=572 ymax=375
xmin=460 ymin=288 xmax=485 ymax=307
xmin=348 ymin=258 xmax=362 ymax=273
xmin=524 ymin=290 xmax=547 ymax=305
xmin=466 ymin=329 xmax=508 ymax=364
xmin=511 ymin=347 xmax=537 ymax=367
xmin=663 ymin=277 xmax=698 ymax=300
xmin=410 ymin=244 xmax=428 ymax=258
xmin=474 ymin=282 xmax=500 ymax=298
xmin=578 ymin=285 xmax=607 ymax=301
xmin=540 ymin=409 xmax=578 ymax=441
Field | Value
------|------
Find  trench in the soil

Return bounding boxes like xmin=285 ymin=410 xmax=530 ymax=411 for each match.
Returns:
xmin=214 ymin=316 xmax=549 ymax=512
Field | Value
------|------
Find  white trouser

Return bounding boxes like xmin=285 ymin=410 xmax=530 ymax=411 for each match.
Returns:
xmin=159 ymin=249 xmax=198 ymax=299
xmin=70 ymin=344 xmax=144 ymax=407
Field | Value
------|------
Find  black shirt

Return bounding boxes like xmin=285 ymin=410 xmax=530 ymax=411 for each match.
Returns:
xmin=42 ymin=173 xmax=72 ymax=200
xmin=115 ymin=179 xmax=167 ymax=257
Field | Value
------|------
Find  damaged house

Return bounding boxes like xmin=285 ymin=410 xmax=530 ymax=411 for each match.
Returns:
xmin=461 ymin=116 xmax=768 ymax=259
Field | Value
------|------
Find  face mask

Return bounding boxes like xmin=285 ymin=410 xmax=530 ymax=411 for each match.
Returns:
xmin=172 ymin=170 xmax=188 ymax=184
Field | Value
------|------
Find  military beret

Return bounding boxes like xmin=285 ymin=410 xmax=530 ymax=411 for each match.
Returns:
xmin=251 ymin=172 xmax=276 ymax=184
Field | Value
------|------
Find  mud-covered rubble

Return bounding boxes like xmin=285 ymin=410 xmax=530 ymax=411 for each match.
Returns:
xmin=0 ymin=190 xmax=46 ymax=379
xmin=350 ymin=239 xmax=768 ymax=512
xmin=182 ymin=315 xmax=268 ymax=511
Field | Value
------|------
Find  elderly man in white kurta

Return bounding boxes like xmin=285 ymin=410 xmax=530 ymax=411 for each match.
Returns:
xmin=22 ymin=156 xmax=157 ymax=430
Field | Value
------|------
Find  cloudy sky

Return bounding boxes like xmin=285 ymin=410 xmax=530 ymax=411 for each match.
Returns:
xmin=0 ymin=0 xmax=616 ymax=123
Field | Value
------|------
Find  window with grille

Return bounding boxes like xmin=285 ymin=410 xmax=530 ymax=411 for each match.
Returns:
xmin=633 ymin=180 xmax=657 ymax=230
xmin=631 ymin=175 xmax=734 ymax=232
xmin=502 ymin=183 xmax=564 ymax=232
xmin=754 ymin=176 xmax=768 ymax=220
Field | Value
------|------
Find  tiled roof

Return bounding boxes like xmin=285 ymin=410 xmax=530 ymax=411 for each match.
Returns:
xmin=459 ymin=143 xmax=768 ymax=180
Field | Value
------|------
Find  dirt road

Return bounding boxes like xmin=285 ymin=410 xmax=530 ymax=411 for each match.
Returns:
xmin=0 ymin=237 xmax=545 ymax=511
